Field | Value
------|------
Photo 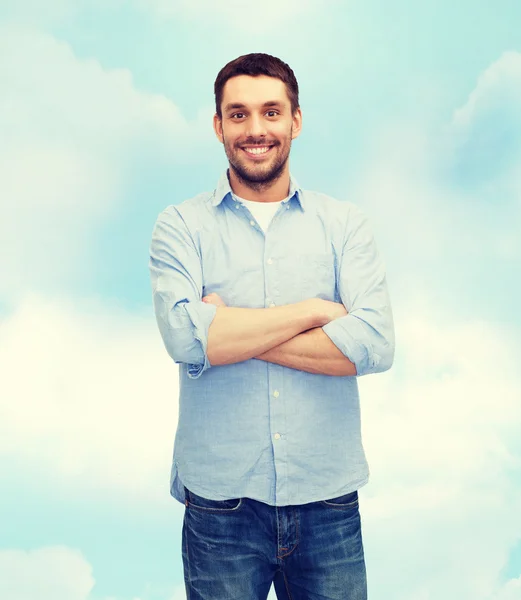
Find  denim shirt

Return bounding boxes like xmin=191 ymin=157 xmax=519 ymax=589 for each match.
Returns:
xmin=149 ymin=169 xmax=395 ymax=506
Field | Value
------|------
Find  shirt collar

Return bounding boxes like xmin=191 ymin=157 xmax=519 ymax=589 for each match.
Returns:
xmin=212 ymin=168 xmax=305 ymax=211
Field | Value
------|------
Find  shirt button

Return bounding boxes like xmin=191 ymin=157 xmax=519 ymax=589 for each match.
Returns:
xmin=274 ymin=433 xmax=281 ymax=440
xmin=267 ymin=258 xmax=273 ymax=265
xmin=273 ymin=390 xmax=279 ymax=397
xmin=250 ymin=220 xmax=255 ymax=226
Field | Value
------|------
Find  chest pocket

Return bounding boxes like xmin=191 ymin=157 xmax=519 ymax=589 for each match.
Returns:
xmin=276 ymin=252 xmax=337 ymax=303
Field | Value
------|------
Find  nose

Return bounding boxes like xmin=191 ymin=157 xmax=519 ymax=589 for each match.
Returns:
xmin=245 ymin=113 xmax=267 ymax=139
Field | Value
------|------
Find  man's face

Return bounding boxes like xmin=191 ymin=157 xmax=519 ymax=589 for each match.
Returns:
xmin=214 ymin=75 xmax=302 ymax=186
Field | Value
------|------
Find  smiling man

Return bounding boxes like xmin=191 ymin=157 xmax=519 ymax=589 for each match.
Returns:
xmin=149 ymin=53 xmax=395 ymax=600
xmin=216 ymin=74 xmax=298 ymax=203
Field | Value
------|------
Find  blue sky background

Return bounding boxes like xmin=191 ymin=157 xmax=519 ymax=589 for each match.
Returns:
xmin=1 ymin=1 xmax=520 ymax=599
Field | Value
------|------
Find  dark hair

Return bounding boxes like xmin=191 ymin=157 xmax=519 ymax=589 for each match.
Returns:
xmin=214 ymin=53 xmax=299 ymax=119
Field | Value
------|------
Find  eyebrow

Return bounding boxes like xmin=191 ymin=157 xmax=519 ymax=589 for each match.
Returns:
xmin=224 ymin=100 xmax=284 ymax=112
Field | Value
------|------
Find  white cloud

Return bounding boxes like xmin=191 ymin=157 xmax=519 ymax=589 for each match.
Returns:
xmin=0 ymin=546 xmax=149 ymax=600
xmin=0 ymin=547 xmax=95 ymax=600
xmin=348 ymin=53 xmax=521 ymax=291
xmin=169 ymin=584 xmax=186 ymax=600
xmin=0 ymin=0 xmax=127 ymax=28
xmin=0 ymin=294 xmax=178 ymax=507
xmin=446 ymin=51 xmax=521 ymax=201
xmin=0 ymin=0 xmax=74 ymax=27
xmin=3 ymin=0 xmax=341 ymax=33
xmin=355 ymin=119 xmax=520 ymax=267
xmin=451 ymin=51 xmax=521 ymax=132
xmin=0 ymin=25 xmax=212 ymax=304
xmin=358 ymin=313 xmax=521 ymax=599
xmin=493 ymin=576 xmax=521 ymax=600
xmin=140 ymin=0 xmax=340 ymax=33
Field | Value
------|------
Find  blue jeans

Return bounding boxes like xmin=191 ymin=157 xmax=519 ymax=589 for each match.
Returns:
xmin=182 ymin=485 xmax=367 ymax=599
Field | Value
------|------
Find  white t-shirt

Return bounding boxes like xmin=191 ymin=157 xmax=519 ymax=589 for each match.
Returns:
xmin=233 ymin=193 xmax=289 ymax=234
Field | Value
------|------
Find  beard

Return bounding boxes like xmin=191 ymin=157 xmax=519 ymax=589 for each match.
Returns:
xmin=223 ymin=128 xmax=292 ymax=193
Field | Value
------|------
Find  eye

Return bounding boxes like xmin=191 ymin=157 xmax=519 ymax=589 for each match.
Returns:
xmin=230 ymin=110 xmax=279 ymax=119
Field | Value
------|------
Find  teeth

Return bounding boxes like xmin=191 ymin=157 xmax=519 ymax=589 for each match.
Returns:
xmin=244 ymin=146 xmax=270 ymax=155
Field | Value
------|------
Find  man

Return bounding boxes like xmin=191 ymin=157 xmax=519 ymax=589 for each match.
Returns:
xmin=149 ymin=53 xmax=394 ymax=600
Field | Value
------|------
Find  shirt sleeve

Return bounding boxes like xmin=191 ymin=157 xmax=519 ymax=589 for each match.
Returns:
xmin=149 ymin=205 xmax=217 ymax=379
xmin=322 ymin=204 xmax=395 ymax=377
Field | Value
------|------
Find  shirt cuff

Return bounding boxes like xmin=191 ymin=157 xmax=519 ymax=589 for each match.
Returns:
xmin=322 ymin=314 xmax=380 ymax=377
xmin=183 ymin=301 xmax=218 ymax=379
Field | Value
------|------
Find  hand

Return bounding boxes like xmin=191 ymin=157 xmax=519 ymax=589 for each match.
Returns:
xmin=307 ymin=298 xmax=348 ymax=327
xmin=202 ymin=292 xmax=227 ymax=307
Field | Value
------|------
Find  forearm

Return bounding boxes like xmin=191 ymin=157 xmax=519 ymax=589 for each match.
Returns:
xmin=207 ymin=301 xmax=319 ymax=366
xmin=255 ymin=327 xmax=357 ymax=377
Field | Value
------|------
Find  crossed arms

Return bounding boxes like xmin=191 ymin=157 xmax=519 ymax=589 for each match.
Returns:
xmin=202 ymin=295 xmax=357 ymax=377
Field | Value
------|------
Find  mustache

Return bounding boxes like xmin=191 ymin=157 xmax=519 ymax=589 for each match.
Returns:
xmin=238 ymin=141 xmax=278 ymax=147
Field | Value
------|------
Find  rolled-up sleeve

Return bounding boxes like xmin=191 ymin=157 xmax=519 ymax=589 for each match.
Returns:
xmin=149 ymin=206 xmax=217 ymax=379
xmin=322 ymin=204 xmax=395 ymax=376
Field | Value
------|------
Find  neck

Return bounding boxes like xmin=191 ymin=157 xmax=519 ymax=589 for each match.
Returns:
xmin=228 ymin=165 xmax=290 ymax=203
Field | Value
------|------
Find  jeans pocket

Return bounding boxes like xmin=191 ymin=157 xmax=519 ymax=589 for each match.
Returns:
xmin=185 ymin=486 xmax=243 ymax=512
xmin=321 ymin=490 xmax=359 ymax=509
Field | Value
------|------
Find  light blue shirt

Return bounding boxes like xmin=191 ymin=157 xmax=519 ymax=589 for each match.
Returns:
xmin=149 ymin=169 xmax=395 ymax=506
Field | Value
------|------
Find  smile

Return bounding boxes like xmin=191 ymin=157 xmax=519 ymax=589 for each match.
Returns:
xmin=242 ymin=146 xmax=274 ymax=158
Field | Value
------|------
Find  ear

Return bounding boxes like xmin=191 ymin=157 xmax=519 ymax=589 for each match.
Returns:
xmin=291 ymin=107 xmax=303 ymax=141
xmin=213 ymin=113 xmax=224 ymax=144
